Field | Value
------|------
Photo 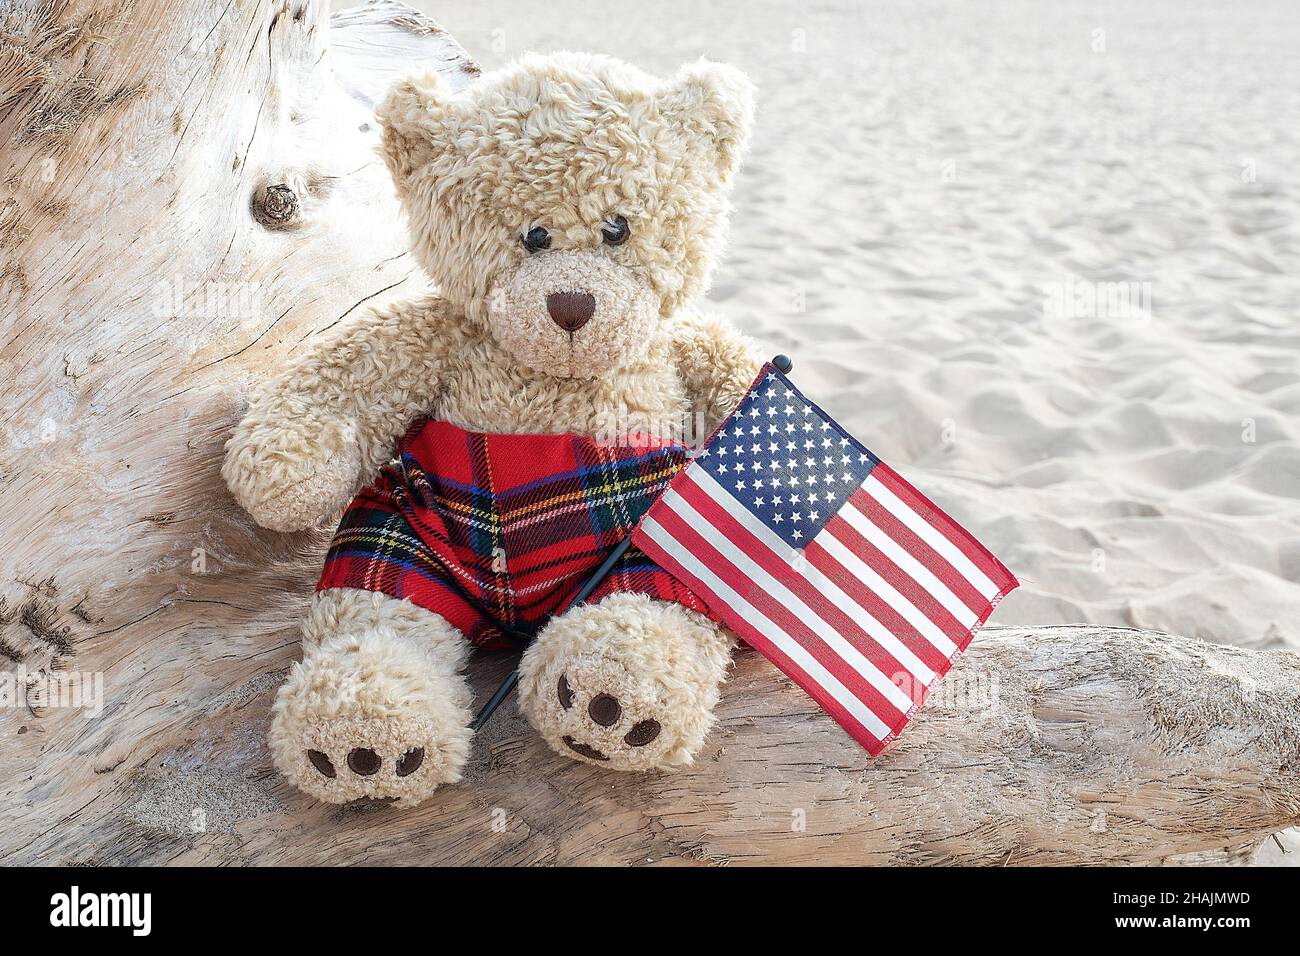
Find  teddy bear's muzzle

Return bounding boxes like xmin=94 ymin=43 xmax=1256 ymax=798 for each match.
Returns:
xmin=485 ymin=249 xmax=661 ymax=379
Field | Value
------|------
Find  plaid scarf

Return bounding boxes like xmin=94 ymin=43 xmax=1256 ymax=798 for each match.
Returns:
xmin=318 ymin=419 xmax=709 ymax=648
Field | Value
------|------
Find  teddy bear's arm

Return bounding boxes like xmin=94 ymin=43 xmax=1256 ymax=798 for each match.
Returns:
xmin=222 ymin=294 xmax=453 ymax=532
xmin=669 ymin=309 xmax=764 ymax=433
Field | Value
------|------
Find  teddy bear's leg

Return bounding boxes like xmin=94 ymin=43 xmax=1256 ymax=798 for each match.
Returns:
xmin=270 ymin=588 xmax=474 ymax=807
xmin=518 ymin=592 xmax=736 ymax=770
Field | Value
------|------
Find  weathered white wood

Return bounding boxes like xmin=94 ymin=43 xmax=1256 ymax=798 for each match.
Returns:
xmin=1 ymin=2 xmax=1297 ymax=866
xmin=331 ymin=0 xmax=479 ymax=110
xmin=0 ymin=0 xmax=475 ymax=856
xmin=7 ymin=622 xmax=1300 ymax=865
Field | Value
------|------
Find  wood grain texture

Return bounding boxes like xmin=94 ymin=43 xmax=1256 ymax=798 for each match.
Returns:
xmin=5 ymin=621 xmax=1300 ymax=865
xmin=2 ymin=2 xmax=1298 ymax=866
xmin=0 ymin=0 xmax=476 ymax=861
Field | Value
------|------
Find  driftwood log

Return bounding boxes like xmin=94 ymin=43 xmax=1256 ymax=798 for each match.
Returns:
xmin=2 ymin=1 xmax=1298 ymax=866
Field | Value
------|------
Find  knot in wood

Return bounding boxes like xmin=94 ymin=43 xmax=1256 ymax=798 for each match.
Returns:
xmin=255 ymin=184 xmax=299 ymax=226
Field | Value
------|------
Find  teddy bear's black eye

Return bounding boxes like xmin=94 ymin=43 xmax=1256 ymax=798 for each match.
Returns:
xmin=601 ymin=215 xmax=630 ymax=246
xmin=522 ymin=226 xmax=551 ymax=253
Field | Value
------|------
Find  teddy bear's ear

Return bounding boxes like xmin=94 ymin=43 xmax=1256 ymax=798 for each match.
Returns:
xmin=375 ymin=70 xmax=456 ymax=192
xmin=659 ymin=60 xmax=756 ymax=182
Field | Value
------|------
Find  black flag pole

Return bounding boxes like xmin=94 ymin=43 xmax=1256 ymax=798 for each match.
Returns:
xmin=470 ymin=354 xmax=794 ymax=732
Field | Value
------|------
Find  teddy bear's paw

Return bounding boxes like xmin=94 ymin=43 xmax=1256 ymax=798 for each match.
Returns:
xmin=272 ymin=710 xmax=470 ymax=808
xmin=242 ymin=451 xmax=361 ymax=533
xmin=222 ymin=411 xmax=362 ymax=532
xmin=519 ymin=593 xmax=735 ymax=772
xmin=270 ymin=590 xmax=474 ymax=807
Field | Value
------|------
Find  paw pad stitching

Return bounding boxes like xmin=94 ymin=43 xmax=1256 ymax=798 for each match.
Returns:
xmin=624 ymin=719 xmax=661 ymax=747
xmin=347 ymin=747 xmax=381 ymax=776
xmin=587 ymin=693 xmax=621 ymax=727
xmin=307 ymin=749 xmax=337 ymax=778
xmin=557 ymin=673 xmax=574 ymax=710
xmin=395 ymin=747 xmax=425 ymax=778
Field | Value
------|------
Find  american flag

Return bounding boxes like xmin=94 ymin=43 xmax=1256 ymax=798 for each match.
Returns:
xmin=632 ymin=362 xmax=1018 ymax=754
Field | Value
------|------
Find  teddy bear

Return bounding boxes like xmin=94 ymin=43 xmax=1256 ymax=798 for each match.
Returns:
xmin=222 ymin=51 xmax=762 ymax=806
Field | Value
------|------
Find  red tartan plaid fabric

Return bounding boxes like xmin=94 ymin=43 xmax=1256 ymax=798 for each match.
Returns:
xmin=317 ymin=419 xmax=710 ymax=649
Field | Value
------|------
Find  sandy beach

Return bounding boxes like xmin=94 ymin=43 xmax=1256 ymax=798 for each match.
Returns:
xmin=356 ymin=0 xmax=1300 ymax=863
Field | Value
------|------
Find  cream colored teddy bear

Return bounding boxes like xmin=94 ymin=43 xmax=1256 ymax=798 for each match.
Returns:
xmin=223 ymin=52 xmax=762 ymax=806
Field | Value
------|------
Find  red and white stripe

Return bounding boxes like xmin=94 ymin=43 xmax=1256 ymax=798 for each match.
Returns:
xmin=633 ymin=462 xmax=1017 ymax=754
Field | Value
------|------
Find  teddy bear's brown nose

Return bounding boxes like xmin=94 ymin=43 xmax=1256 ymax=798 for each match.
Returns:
xmin=546 ymin=291 xmax=596 ymax=332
